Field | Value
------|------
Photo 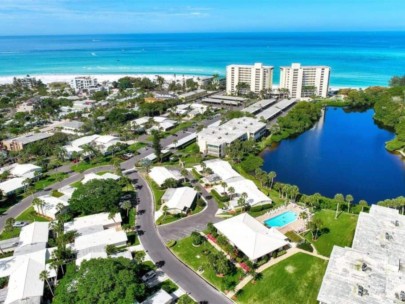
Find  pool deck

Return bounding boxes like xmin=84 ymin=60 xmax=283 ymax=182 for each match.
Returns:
xmin=256 ymin=203 xmax=309 ymax=234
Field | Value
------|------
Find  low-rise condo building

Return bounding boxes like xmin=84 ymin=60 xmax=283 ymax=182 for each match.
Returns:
xmin=149 ymin=166 xmax=183 ymax=187
xmin=2 ymin=132 xmax=53 ymax=151
xmin=214 ymin=213 xmax=289 ymax=262
xmin=70 ymin=76 xmax=98 ymax=92
xmin=317 ymin=205 xmax=405 ymax=304
xmin=226 ymin=63 xmax=273 ymax=95
xmin=161 ymin=187 xmax=197 ymax=214
xmin=279 ymin=63 xmax=330 ymax=98
xmin=63 ymin=134 xmax=121 ymax=158
xmin=197 ymin=117 xmax=266 ymax=157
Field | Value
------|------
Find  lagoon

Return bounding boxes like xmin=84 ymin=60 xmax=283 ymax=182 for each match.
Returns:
xmin=261 ymin=107 xmax=405 ymax=204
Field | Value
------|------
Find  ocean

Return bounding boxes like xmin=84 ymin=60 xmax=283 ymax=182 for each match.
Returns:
xmin=1 ymin=32 xmax=405 ymax=87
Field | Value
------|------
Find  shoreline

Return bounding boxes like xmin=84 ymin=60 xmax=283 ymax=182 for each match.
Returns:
xmin=0 ymin=73 xmax=211 ymax=85
xmin=0 ymin=73 xmax=365 ymax=90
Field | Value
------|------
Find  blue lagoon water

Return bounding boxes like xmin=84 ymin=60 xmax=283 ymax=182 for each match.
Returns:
xmin=1 ymin=32 xmax=405 ymax=87
xmin=264 ymin=211 xmax=298 ymax=228
xmin=261 ymin=108 xmax=405 ymax=204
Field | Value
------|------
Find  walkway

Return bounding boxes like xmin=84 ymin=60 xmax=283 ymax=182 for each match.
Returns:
xmin=227 ymin=248 xmax=329 ymax=298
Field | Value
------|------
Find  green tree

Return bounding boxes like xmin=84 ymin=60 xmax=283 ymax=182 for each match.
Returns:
xmin=345 ymin=194 xmax=354 ymax=213
xmin=358 ymin=199 xmax=368 ymax=212
xmin=69 ymin=179 xmax=122 ymax=216
xmin=306 ymin=218 xmax=324 ymax=241
xmin=121 ymin=200 xmax=132 ymax=217
xmin=240 ymin=155 xmax=264 ymax=173
xmin=191 ymin=231 xmax=205 ymax=246
xmin=53 ymin=258 xmax=146 ymax=303
xmin=152 ymin=130 xmax=162 ymax=162
xmin=39 ymin=270 xmax=54 ymax=296
xmin=334 ymin=193 xmax=344 ymax=219
xmin=4 ymin=218 xmax=15 ymax=232
xmin=268 ymin=171 xmax=277 ymax=189
xmin=106 ymin=244 xmax=119 ymax=255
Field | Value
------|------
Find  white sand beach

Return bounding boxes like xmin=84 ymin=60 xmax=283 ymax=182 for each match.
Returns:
xmin=0 ymin=74 xmax=210 ymax=85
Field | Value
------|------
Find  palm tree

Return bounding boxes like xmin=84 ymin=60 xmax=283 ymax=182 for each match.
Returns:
xmin=39 ymin=270 xmax=54 ymax=296
xmin=345 ymin=194 xmax=354 ymax=213
xmin=162 ymin=205 xmax=169 ymax=219
xmin=228 ymin=186 xmax=235 ymax=199
xmin=220 ymin=181 xmax=228 ymax=195
xmin=334 ymin=193 xmax=344 ymax=219
xmin=237 ymin=197 xmax=246 ymax=212
xmin=108 ymin=211 xmax=117 ymax=223
xmin=173 ymin=139 xmax=178 ymax=148
xmin=358 ymin=200 xmax=368 ymax=212
xmin=268 ymin=171 xmax=276 ymax=188
xmin=32 ymin=197 xmax=45 ymax=216
xmin=121 ymin=201 xmax=132 ymax=217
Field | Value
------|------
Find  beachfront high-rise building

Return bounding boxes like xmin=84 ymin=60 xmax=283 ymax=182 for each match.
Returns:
xmin=279 ymin=63 xmax=330 ymax=98
xmin=70 ymin=76 xmax=98 ymax=92
xmin=226 ymin=63 xmax=273 ymax=95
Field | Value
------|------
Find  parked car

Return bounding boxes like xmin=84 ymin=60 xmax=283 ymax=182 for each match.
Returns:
xmin=13 ymin=221 xmax=29 ymax=228
xmin=141 ymin=270 xmax=156 ymax=282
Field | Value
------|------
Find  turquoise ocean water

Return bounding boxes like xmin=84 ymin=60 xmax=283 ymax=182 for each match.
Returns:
xmin=1 ymin=32 xmax=405 ymax=87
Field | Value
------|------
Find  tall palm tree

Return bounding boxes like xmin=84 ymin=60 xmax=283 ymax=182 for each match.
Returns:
xmin=39 ymin=270 xmax=54 ymax=296
xmin=334 ymin=193 xmax=344 ymax=219
xmin=358 ymin=200 xmax=368 ymax=212
xmin=345 ymin=194 xmax=354 ymax=213
xmin=220 ymin=181 xmax=228 ymax=195
xmin=228 ymin=186 xmax=235 ymax=199
xmin=121 ymin=201 xmax=132 ymax=217
xmin=268 ymin=171 xmax=277 ymax=189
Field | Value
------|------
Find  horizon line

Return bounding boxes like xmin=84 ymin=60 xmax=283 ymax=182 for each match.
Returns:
xmin=1 ymin=29 xmax=405 ymax=38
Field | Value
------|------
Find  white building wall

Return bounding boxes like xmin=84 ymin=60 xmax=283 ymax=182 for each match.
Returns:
xmin=226 ymin=63 xmax=273 ymax=95
xmin=279 ymin=63 xmax=330 ymax=98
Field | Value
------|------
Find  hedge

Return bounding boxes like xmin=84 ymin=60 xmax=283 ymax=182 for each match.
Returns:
xmin=211 ymin=189 xmax=230 ymax=202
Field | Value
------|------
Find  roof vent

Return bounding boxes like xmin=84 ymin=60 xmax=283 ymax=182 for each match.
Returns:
xmin=395 ymin=291 xmax=405 ymax=302
xmin=361 ymin=263 xmax=370 ymax=272
xmin=395 ymin=220 xmax=400 ymax=227
xmin=385 ymin=232 xmax=393 ymax=240
xmin=357 ymin=285 xmax=368 ymax=297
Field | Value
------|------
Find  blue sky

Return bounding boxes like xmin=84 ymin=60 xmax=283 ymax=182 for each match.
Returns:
xmin=1 ymin=0 xmax=405 ymax=35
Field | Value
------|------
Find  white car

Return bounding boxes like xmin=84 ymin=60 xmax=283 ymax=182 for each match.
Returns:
xmin=141 ymin=270 xmax=156 ymax=282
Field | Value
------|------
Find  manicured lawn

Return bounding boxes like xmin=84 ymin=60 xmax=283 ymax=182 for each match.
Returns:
xmin=305 ymin=209 xmax=358 ymax=257
xmin=0 ymin=228 xmax=21 ymax=240
xmin=34 ymin=172 xmax=68 ymax=191
xmin=177 ymin=294 xmax=197 ymax=304
xmin=51 ymin=190 xmax=64 ymax=198
xmin=171 ymin=236 xmax=245 ymax=292
xmin=71 ymin=156 xmax=121 ymax=173
xmin=167 ymin=121 xmax=193 ymax=135
xmin=156 ymin=213 xmax=184 ymax=225
xmin=285 ymin=231 xmax=303 ymax=243
xmin=176 ymin=143 xmax=202 ymax=167
xmin=16 ymin=206 xmax=50 ymax=222
xmin=145 ymin=176 xmax=165 ymax=210
xmin=160 ymin=279 xmax=179 ymax=293
xmin=237 ymin=253 xmax=327 ymax=304
xmin=127 ymin=142 xmax=146 ymax=153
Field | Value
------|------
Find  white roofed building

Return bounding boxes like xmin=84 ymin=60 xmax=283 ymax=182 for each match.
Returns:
xmin=0 ymin=177 xmax=27 ymax=196
xmin=63 ymin=134 xmax=121 ymax=157
xmin=203 ymin=159 xmax=272 ymax=208
xmin=161 ymin=187 xmax=197 ymax=214
xmin=149 ymin=166 xmax=183 ymax=187
xmin=197 ymin=117 xmax=267 ymax=157
xmin=0 ymin=163 xmax=42 ymax=179
xmin=214 ymin=213 xmax=289 ymax=262
xmin=81 ymin=172 xmax=120 ymax=184
xmin=64 ymin=212 xmax=122 ymax=234
xmin=142 ymin=289 xmax=173 ymax=304
xmin=317 ymin=205 xmax=405 ymax=304
xmin=33 ymin=195 xmax=69 ymax=219
xmin=74 ymin=228 xmax=127 ymax=251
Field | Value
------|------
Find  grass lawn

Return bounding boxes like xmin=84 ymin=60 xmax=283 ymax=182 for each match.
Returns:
xmin=34 ymin=172 xmax=68 ymax=191
xmin=171 ymin=236 xmax=245 ymax=292
xmin=160 ymin=279 xmax=179 ymax=293
xmin=145 ymin=176 xmax=165 ymax=210
xmin=16 ymin=206 xmax=50 ymax=222
xmin=237 ymin=253 xmax=327 ymax=304
xmin=0 ymin=228 xmax=21 ymax=240
xmin=127 ymin=142 xmax=146 ymax=153
xmin=51 ymin=190 xmax=64 ymax=198
xmin=176 ymin=143 xmax=203 ymax=167
xmin=156 ymin=213 xmax=184 ymax=225
xmin=177 ymin=294 xmax=197 ymax=304
xmin=71 ymin=156 xmax=121 ymax=173
xmin=304 ymin=209 xmax=358 ymax=257
xmin=285 ymin=231 xmax=303 ymax=243
xmin=167 ymin=121 xmax=193 ymax=135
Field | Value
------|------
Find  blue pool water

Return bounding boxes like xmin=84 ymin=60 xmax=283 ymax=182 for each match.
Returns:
xmin=264 ymin=211 xmax=298 ymax=228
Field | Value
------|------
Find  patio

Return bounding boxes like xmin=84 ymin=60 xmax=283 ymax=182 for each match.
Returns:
xmin=256 ymin=203 xmax=310 ymax=234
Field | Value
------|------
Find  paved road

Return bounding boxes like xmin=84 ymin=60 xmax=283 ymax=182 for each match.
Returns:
xmin=133 ymin=172 xmax=232 ymax=304
xmin=0 ymin=165 xmax=113 ymax=231
xmin=158 ymin=182 xmax=223 ymax=242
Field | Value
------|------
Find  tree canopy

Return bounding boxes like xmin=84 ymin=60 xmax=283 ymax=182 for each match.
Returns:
xmin=69 ymin=179 xmax=122 ymax=215
xmin=53 ymin=258 xmax=146 ymax=304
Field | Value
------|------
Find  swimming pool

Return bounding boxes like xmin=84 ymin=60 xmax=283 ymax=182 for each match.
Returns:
xmin=264 ymin=211 xmax=297 ymax=228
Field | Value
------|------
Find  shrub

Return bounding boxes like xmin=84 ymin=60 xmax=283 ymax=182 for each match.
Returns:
xmin=249 ymin=203 xmax=272 ymax=213
xmin=166 ymin=240 xmax=177 ymax=248
xmin=211 ymin=189 xmax=230 ymax=203
xmin=191 ymin=231 xmax=205 ymax=246
xmin=297 ymin=241 xmax=314 ymax=252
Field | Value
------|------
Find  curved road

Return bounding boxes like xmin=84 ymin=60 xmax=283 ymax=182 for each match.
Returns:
xmin=132 ymin=171 xmax=232 ymax=304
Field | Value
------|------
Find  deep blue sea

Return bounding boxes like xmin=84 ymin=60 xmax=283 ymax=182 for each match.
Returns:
xmin=261 ymin=108 xmax=405 ymax=204
xmin=1 ymin=32 xmax=405 ymax=87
